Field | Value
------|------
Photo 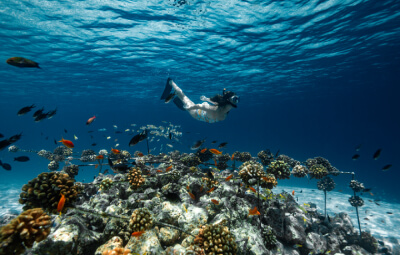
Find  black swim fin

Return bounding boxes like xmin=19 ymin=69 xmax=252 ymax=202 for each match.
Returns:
xmin=161 ymin=78 xmax=173 ymax=100
xmin=173 ymin=97 xmax=186 ymax=111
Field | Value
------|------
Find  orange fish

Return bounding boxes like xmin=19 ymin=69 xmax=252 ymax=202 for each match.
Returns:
xmin=249 ymin=206 xmax=260 ymax=216
xmin=96 ymin=155 xmax=104 ymax=160
xmin=58 ymin=137 xmax=74 ymax=148
xmin=231 ymin=154 xmax=235 ymax=160
xmin=209 ymin=149 xmax=222 ymax=155
xmin=57 ymin=193 xmax=66 ymax=216
xmin=166 ymin=165 xmax=172 ymax=172
xmin=369 ymin=192 xmax=374 ymax=196
xmin=186 ymin=185 xmax=190 ymax=190
xmin=292 ymin=190 xmax=295 ymax=196
xmin=214 ymin=159 xmax=217 ymax=166
xmin=86 ymin=115 xmax=96 ymax=125
xmin=111 ymin=148 xmax=120 ymax=154
xmin=225 ymin=174 xmax=233 ymax=181
xmin=156 ymin=170 xmax=163 ymax=173
xmin=131 ymin=231 xmax=145 ymax=237
xmin=95 ymin=164 xmax=99 ymax=169
xmin=137 ymin=152 xmax=144 ymax=157
xmin=200 ymin=148 xmax=207 ymax=153
xmin=211 ymin=199 xmax=219 ymax=205
xmin=188 ymin=192 xmax=196 ymax=200
xmin=249 ymin=187 xmax=256 ymax=193
xmin=207 ymin=187 xmax=215 ymax=193
xmin=200 ymin=185 xmax=204 ymax=192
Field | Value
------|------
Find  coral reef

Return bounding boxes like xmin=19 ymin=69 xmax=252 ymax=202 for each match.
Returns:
xmin=80 ymin=149 xmax=97 ymax=162
xmin=306 ymin=156 xmax=340 ymax=176
xmin=257 ymin=150 xmax=274 ymax=166
xmin=317 ymin=176 xmax=336 ymax=191
xmin=19 ymin=172 xmax=82 ymax=214
xmin=47 ymin=160 xmax=59 ymax=171
xmin=349 ymin=180 xmax=365 ymax=192
xmin=180 ymin=154 xmax=202 ymax=167
xmin=275 ymin=154 xmax=300 ymax=168
xmin=349 ymin=195 xmax=364 ymax=207
xmin=63 ymin=164 xmax=79 ymax=178
xmin=127 ymin=167 xmax=145 ymax=190
xmin=309 ymin=164 xmax=328 ymax=179
xmin=267 ymin=160 xmax=291 ymax=180
xmin=0 ymin=208 xmax=51 ymax=255
xmin=232 ymin=151 xmax=252 ymax=162
xmin=291 ymin=164 xmax=308 ymax=178
xmin=129 ymin=208 xmax=154 ymax=232
xmin=193 ymin=223 xmax=237 ymax=254
xmin=99 ymin=178 xmax=113 ymax=192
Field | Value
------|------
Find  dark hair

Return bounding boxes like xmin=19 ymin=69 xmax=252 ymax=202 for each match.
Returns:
xmin=210 ymin=90 xmax=236 ymax=107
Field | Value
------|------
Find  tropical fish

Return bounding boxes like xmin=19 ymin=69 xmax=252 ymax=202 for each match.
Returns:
xmin=355 ymin=144 xmax=362 ymax=151
xmin=156 ymin=170 xmax=163 ymax=173
xmin=86 ymin=115 xmax=96 ymax=125
xmin=209 ymin=149 xmax=222 ymax=155
xmin=59 ymin=137 xmax=74 ymax=148
xmin=95 ymin=164 xmax=99 ymax=169
xmin=129 ymin=129 xmax=148 ymax=146
xmin=352 ymin=154 xmax=360 ymax=160
xmin=225 ymin=174 xmax=233 ymax=181
xmin=166 ymin=165 xmax=172 ymax=172
xmin=248 ymin=206 xmax=260 ymax=216
xmin=207 ymin=187 xmax=215 ymax=193
xmin=17 ymin=104 xmax=35 ymax=116
xmin=183 ymin=204 xmax=188 ymax=213
xmin=167 ymin=144 xmax=173 ymax=148
xmin=275 ymin=149 xmax=280 ymax=158
xmin=218 ymin=142 xmax=227 ymax=149
xmin=137 ymin=152 xmax=144 ymax=157
xmin=96 ymin=155 xmax=104 ymax=160
xmin=292 ymin=190 xmax=295 ymax=196
xmin=14 ymin=156 xmax=29 ymax=162
xmin=191 ymin=139 xmax=205 ymax=150
xmin=382 ymin=164 xmax=392 ymax=171
xmin=34 ymin=112 xmax=49 ymax=122
xmin=373 ymin=149 xmax=382 ymax=160
xmin=91 ymin=143 xmax=97 ymax=146
xmin=188 ymin=192 xmax=196 ymax=200
xmin=200 ymin=148 xmax=207 ymax=153
xmin=293 ymin=244 xmax=303 ymax=248
xmin=0 ymin=160 xmax=12 ymax=171
xmin=7 ymin=57 xmax=40 ymax=68
xmin=33 ymin=107 xmax=44 ymax=118
xmin=211 ymin=140 xmax=217 ymax=144
xmin=46 ymin=108 xmax=57 ymax=119
xmin=74 ymin=135 xmax=78 ymax=140
xmin=106 ymin=136 xmax=111 ymax=140
xmin=131 ymin=231 xmax=145 ymax=237
xmin=57 ymin=193 xmax=66 ymax=216
xmin=186 ymin=185 xmax=189 ymax=190
xmin=249 ymin=187 xmax=256 ymax=193
xmin=111 ymin=148 xmax=120 ymax=154
xmin=231 ymin=154 xmax=235 ymax=161
xmin=211 ymin=199 xmax=219 ymax=205
xmin=298 ymin=206 xmax=307 ymax=214
xmin=386 ymin=212 xmax=393 ymax=214
xmin=214 ymin=159 xmax=217 ymax=166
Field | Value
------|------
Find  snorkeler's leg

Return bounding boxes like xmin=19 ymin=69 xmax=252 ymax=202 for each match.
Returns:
xmin=168 ymin=79 xmax=195 ymax=109
xmin=161 ymin=78 xmax=173 ymax=100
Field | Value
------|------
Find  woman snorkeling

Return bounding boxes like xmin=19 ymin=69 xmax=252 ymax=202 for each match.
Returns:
xmin=161 ymin=78 xmax=239 ymax=123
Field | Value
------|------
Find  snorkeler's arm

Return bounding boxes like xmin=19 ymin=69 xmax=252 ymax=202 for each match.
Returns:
xmin=200 ymin=95 xmax=218 ymax=105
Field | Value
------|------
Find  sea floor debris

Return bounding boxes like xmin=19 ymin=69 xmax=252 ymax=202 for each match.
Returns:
xmin=0 ymin=151 xmax=396 ymax=255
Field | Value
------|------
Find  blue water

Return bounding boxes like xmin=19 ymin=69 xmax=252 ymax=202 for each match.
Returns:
xmin=0 ymin=0 xmax=399 ymax=209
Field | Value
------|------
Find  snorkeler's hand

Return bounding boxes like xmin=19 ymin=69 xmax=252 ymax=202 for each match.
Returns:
xmin=200 ymin=96 xmax=217 ymax=105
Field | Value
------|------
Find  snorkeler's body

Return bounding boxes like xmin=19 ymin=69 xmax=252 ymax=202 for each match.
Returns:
xmin=161 ymin=78 xmax=239 ymax=123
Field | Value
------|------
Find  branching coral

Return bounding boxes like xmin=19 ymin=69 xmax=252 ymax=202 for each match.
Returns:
xmin=0 ymin=208 xmax=51 ymax=255
xmin=257 ymin=150 xmax=274 ymax=166
xmin=349 ymin=180 xmax=365 ymax=192
xmin=309 ymin=164 xmax=328 ymax=179
xmin=291 ymin=165 xmax=308 ymax=178
xmin=239 ymin=161 xmax=277 ymax=188
xmin=19 ymin=172 xmax=82 ymax=214
xmin=127 ymin=167 xmax=145 ymax=190
xmin=99 ymin=178 xmax=113 ymax=192
xmin=267 ymin=160 xmax=291 ymax=180
xmin=193 ymin=223 xmax=237 ymax=254
xmin=129 ymin=208 xmax=154 ymax=232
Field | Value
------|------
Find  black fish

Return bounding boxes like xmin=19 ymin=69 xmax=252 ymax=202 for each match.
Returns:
xmin=0 ymin=160 xmax=12 ymax=171
xmin=0 ymin=139 xmax=12 ymax=151
xmin=115 ymin=131 xmax=122 ymax=134
xmin=91 ymin=143 xmax=97 ymax=146
xmin=191 ymin=139 xmax=205 ymax=150
xmin=88 ymin=130 xmax=94 ymax=133
xmin=34 ymin=113 xmax=49 ymax=122
xmin=363 ymin=188 xmax=372 ymax=192
xmin=0 ymin=133 xmax=3 ymax=138
xmin=8 ymin=133 xmax=22 ymax=143
xmin=17 ymin=104 xmax=35 ymax=116
xmin=275 ymin=149 xmax=280 ymax=158
xmin=7 ymin=57 xmax=40 ymax=68
xmin=53 ymin=139 xmax=57 ymax=145
xmin=352 ymin=154 xmax=360 ymax=160
xmin=218 ymin=142 xmax=228 ymax=149
xmin=45 ymin=136 xmax=48 ymax=140
xmin=373 ymin=149 xmax=382 ymax=160
xmin=129 ymin=129 xmax=148 ymax=146
xmin=169 ymin=132 xmax=172 ymax=140
xmin=64 ymin=129 xmax=68 ymax=133
xmin=382 ymin=164 xmax=392 ymax=171
xmin=33 ymin=107 xmax=44 ymax=118
xmin=375 ymin=202 xmax=381 ymax=206
xmin=355 ymin=144 xmax=362 ymax=151
xmin=207 ymin=169 xmax=214 ymax=180
xmin=108 ymin=157 xmax=130 ymax=172
xmin=386 ymin=212 xmax=393 ymax=215
xmin=47 ymin=108 xmax=57 ymax=119
xmin=211 ymin=140 xmax=217 ymax=144
xmin=14 ymin=156 xmax=29 ymax=162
